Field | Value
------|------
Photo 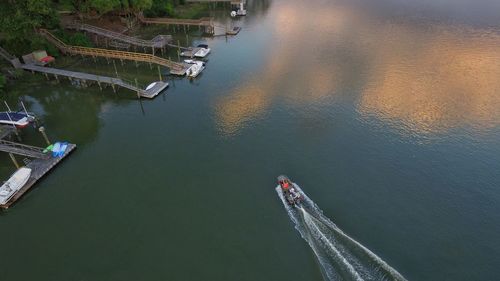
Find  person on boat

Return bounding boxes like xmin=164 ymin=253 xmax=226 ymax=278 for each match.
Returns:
xmin=282 ymin=180 xmax=289 ymax=189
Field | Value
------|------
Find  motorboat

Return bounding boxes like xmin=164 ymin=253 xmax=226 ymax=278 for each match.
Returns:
xmin=194 ymin=44 xmax=210 ymax=58
xmin=226 ymin=26 xmax=241 ymax=35
xmin=180 ymin=44 xmax=210 ymax=58
xmin=184 ymin=59 xmax=205 ymax=78
xmin=231 ymin=2 xmax=247 ymax=17
xmin=277 ymin=175 xmax=302 ymax=206
xmin=0 ymin=167 xmax=32 ymax=205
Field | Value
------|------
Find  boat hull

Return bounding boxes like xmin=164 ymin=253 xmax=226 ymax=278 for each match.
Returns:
xmin=0 ymin=167 xmax=32 ymax=205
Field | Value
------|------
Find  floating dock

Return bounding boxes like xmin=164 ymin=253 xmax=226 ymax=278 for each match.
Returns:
xmin=0 ymin=144 xmax=76 ymax=209
xmin=0 ymin=125 xmax=77 ymax=209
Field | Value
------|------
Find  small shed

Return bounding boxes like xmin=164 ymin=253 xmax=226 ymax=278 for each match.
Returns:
xmin=22 ymin=50 xmax=55 ymax=66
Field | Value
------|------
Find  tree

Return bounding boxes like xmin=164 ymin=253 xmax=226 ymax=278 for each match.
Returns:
xmin=0 ymin=0 xmax=59 ymax=54
xmin=0 ymin=74 xmax=6 ymax=93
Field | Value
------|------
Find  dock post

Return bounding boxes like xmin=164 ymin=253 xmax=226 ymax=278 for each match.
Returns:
xmin=135 ymin=60 xmax=138 ymax=68
xmin=54 ymin=74 xmax=59 ymax=83
xmin=157 ymin=66 xmax=162 ymax=81
xmin=111 ymin=83 xmax=116 ymax=93
xmin=9 ymin=153 xmax=20 ymax=169
xmin=135 ymin=78 xmax=141 ymax=99
xmin=177 ymin=40 xmax=181 ymax=61
xmin=44 ymin=73 xmax=49 ymax=80
xmin=120 ymin=59 xmax=124 ymax=66
xmin=113 ymin=60 xmax=119 ymax=77
xmin=186 ymin=33 xmax=189 ymax=46
xmin=38 ymin=126 xmax=51 ymax=146
xmin=97 ymin=77 xmax=102 ymax=90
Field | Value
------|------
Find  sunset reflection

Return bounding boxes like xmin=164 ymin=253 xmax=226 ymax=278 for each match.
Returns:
xmin=359 ymin=26 xmax=500 ymax=134
xmin=215 ymin=1 xmax=500 ymax=136
xmin=215 ymin=2 xmax=343 ymax=135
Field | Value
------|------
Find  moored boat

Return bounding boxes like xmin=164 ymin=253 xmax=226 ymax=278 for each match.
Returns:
xmin=194 ymin=44 xmax=211 ymax=58
xmin=184 ymin=59 xmax=206 ymax=78
xmin=0 ymin=167 xmax=32 ymax=205
xmin=0 ymin=112 xmax=33 ymax=128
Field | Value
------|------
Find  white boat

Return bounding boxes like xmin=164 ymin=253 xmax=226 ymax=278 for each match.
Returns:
xmin=194 ymin=44 xmax=211 ymax=58
xmin=0 ymin=167 xmax=32 ymax=205
xmin=231 ymin=2 xmax=247 ymax=16
xmin=145 ymin=82 xmax=158 ymax=90
xmin=184 ymin=60 xmax=206 ymax=78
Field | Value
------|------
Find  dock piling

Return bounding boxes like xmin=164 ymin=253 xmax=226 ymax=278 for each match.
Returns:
xmin=38 ymin=126 xmax=51 ymax=146
xmin=9 ymin=153 xmax=20 ymax=169
xmin=135 ymin=78 xmax=141 ymax=99
xmin=113 ymin=60 xmax=119 ymax=77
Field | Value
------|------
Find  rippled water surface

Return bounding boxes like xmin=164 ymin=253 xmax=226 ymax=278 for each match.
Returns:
xmin=1 ymin=0 xmax=499 ymax=280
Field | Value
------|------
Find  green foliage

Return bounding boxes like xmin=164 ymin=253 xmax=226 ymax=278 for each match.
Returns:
xmin=0 ymin=0 xmax=59 ymax=55
xmin=30 ymin=35 xmax=61 ymax=56
xmin=144 ymin=0 xmax=203 ymax=18
xmin=81 ymin=0 xmax=121 ymax=14
xmin=79 ymin=0 xmax=152 ymax=15
xmin=0 ymin=74 xmax=6 ymax=92
xmin=52 ymin=30 xmax=93 ymax=47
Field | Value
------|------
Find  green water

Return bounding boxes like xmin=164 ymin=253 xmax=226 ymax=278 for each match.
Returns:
xmin=1 ymin=0 xmax=500 ymax=280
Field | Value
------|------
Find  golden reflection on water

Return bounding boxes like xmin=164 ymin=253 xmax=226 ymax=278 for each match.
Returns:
xmin=215 ymin=1 xmax=500 ymax=136
xmin=359 ymin=25 xmax=500 ymax=134
xmin=215 ymin=2 xmax=343 ymax=136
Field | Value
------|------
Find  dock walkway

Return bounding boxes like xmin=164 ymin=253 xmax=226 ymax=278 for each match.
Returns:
xmin=21 ymin=64 xmax=168 ymax=98
xmin=0 ymin=144 xmax=76 ymax=209
xmin=0 ymin=139 xmax=49 ymax=159
xmin=137 ymin=13 xmax=215 ymax=35
xmin=38 ymin=29 xmax=190 ymax=75
xmin=67 ymin=23 xmax=173 ymax=49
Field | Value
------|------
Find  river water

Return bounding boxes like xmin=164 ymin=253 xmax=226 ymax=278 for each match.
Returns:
xmin=1 ymin=0 xmax=500 ymax=280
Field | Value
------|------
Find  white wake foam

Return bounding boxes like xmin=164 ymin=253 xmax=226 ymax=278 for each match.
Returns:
xmin=276 ymin=184 xmax=407 ymax=281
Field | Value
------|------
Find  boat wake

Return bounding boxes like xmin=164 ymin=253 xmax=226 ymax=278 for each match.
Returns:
xmin=276 ymin=185 xmax=407 ymax=281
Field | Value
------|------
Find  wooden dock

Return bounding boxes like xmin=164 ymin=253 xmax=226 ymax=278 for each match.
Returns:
xmin=67 ymin=23 xmax=173 ymax=50
xmin=137 ymin=13 xmax=215 ymax=35
xmin=0 ymin=144 xmax=76 ymax=209
xmin=22 ymin=64 xmax=169 ymax=98
xmin=38 ymin=29 xmax=190 ymax=75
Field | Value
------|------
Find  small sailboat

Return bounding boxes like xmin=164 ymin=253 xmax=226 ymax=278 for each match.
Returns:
xmin=184 ymin=60 xmax=206 ymax=78
xmin=0 ymin=101 xmax=35 ymax=128
xmin=0 ymin=167 xmax=32 ymax=205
